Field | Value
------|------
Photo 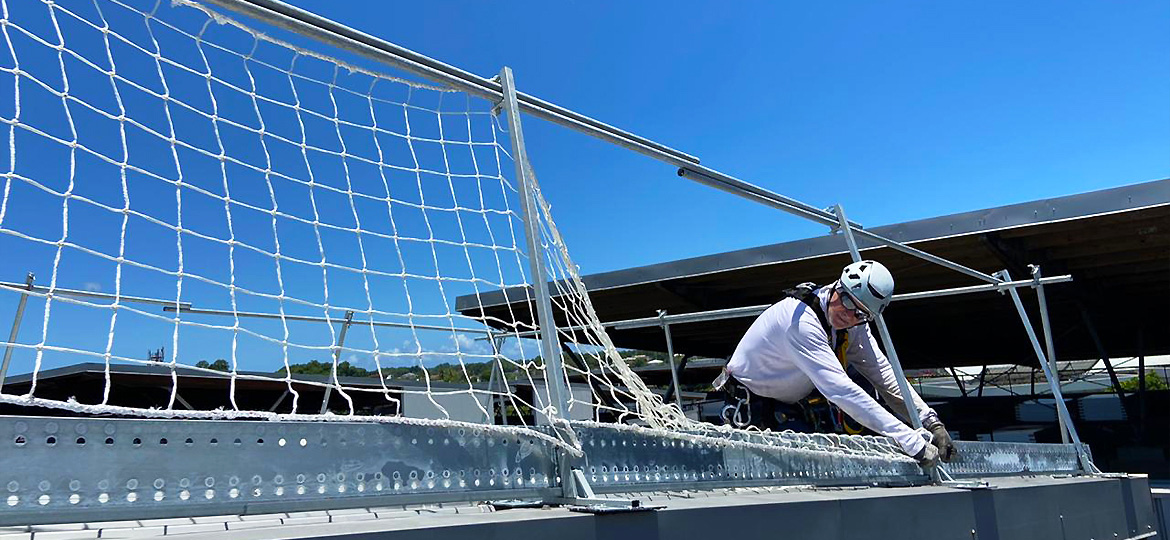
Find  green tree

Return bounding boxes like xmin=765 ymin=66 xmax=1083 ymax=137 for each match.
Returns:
xmin=276 ymin=360 xmax=371 ymax=378
xmin=1115 ymin=371 xmax=1168 ymax=392
xmin=195 ymin=359 xmax=230 ymax=372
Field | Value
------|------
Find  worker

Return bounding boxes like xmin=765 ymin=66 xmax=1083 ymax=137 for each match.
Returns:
xmin=715 ymin=260 xmax=957 ymax=466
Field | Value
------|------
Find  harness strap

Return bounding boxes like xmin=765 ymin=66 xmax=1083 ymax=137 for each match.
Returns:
xmin=781 ymin=283 xmax=832 ymax=340
xmin=782 ymin=283 xmax=849 ymax=369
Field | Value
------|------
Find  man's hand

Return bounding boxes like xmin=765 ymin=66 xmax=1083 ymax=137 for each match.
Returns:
xmin=928 ymin=423 xmax=957 ymax=463
xmin=912 ymin=442 xmax=939 ymax=468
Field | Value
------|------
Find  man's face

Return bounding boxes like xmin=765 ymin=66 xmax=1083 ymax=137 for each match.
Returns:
xmin=827 ymin=290 xmax=868 ymax=330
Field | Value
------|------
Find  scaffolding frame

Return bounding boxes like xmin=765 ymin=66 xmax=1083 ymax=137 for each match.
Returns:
xmin=0 ymin=0 xmax=1106 ymax=523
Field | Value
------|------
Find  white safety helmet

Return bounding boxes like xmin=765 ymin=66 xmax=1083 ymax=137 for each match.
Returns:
xmin=838 ymin=260 xmax=895 ymax=317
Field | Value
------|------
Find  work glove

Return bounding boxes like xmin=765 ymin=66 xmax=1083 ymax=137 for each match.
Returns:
xmin=912 ymin=442 xmax=939 ymax=468
xmin=927 ymin=423 xmax=958 ymax=463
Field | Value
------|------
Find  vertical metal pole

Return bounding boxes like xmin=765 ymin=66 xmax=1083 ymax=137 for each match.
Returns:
xmin=1 ymin=273 xmax=35 ymax=390
xmin=832 ymin=206 xmax=924 ymax=430
xmin=484 ymin=354 xmax=499 ymax=425
xmin=834 ymin=205 xmax=950 ymax=481
xmin=998 ymin=270 xmax=1093 ymax=473
xmin=657 ymin=310 xmax=683 ymax=410
xmin=492 ymin=335 xmax=510 ymax=426
xmin=499 ymin=66 xmax=576 ymax=498
xmin=1137 ymin=326 xmax=1146 ymax=441
xmin=1032 ymin=265 xmax=1069 ymax=443
xmin=948 ymin=368 xmax=968 ymax=397
xmin=320 ymin=310 xmax=355 ymax=414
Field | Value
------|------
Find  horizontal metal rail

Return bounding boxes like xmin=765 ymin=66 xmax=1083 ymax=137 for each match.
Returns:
xmin=199 ymin=0 xmax=698 ymax=166
xmin=164 ymin=306 xmax=492 ymax=335
xmin=892 ymin=274 xmax=1073 ymax=301
xmin=502 ymin=274 xmax=1073 ymax=338
xmin=0 ymin=281 xmax=192 ymax=309
xmin=197 ymin=0 xmax=869 ymax=230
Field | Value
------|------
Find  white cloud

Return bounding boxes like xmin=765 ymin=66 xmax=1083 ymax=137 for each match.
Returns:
xmin=451 ymin=333 xmax=489 ymax=354
xmin=83 ymin=282 xmax=102 ymax=292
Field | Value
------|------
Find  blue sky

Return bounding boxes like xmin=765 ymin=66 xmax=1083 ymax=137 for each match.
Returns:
xmin=288 ymin=0 xmax=1170 ymax=273
xmin=0 ymin=0 xmax=1166 ymax=380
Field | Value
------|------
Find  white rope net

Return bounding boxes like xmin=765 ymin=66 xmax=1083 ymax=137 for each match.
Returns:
xmin=0 ymin=0 xmax=912 ymax=462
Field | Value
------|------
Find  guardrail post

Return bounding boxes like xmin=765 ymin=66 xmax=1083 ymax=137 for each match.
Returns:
xmin=1 ymin=272 xmax=35 ymax=389
xmin=1031 ymin=265 xmax=1069 ymax=443
xmin=498 ymin=66 xmax=576 ymax=498
xmin=657 ymin=310 xmax=684 ymax=410
xmin=997 ymin=269 xmax=1094 ymax=473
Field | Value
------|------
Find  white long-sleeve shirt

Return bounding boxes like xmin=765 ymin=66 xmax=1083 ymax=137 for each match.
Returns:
xmin=725 ymin=286 xmax=937 ymax=456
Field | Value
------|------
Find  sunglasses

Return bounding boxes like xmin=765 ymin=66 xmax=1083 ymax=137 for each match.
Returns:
xmin=836 ymin=288 xmax=874 ymax=323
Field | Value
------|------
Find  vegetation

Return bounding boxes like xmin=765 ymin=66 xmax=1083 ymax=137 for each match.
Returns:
xmin=194 ymin=359 xmax=230 ymax=372
xmin=274 ymin=360 xmax=371 ymax=378
xmin=254 ymin=349 xmax=667 ymax=384
xmin=1114 ymin=371 xmax=1168 ymax=392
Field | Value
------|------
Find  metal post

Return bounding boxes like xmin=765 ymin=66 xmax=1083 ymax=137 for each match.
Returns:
xmin=832 ymin=206 xmax=924 ymax=430
xmin=948 ymin=368 xmax=968 ymax=397
xmin=484 ymin=355 xmax=499 ymax=425
xmin=320 ymin=310 xmax=355 ymax=414
xmin=998 ymin=270 xmax=1093 ymax=473
xmin=834 ymin=205 xmax=949 ymax=482
xmin=498 ymin=66 xmax=576 ymax=498
xmin=658 ymin=310 xmax=683 ymax=410
xmin=1031 ymin=265 xmax=1069 ymax=443
xmin=268 ymin=389 xmax=290 ymax=412
xmin=1 ymin=273 xmax=35 ymax=389
xmin=665 ymin=355 xmax=691 ymax=405
xmin=1138 ymin=326 xmax=1146 ymax=441
xmin=485 ymin=333 xmax=503 ymax=425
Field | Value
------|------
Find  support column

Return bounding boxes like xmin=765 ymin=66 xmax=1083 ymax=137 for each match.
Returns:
xmin=1138 ymin=326 xmax=1146 ymax=441
xmin=1031 ymin=265 xmax=1069 ymax=443
xmin=658 ymin=310 xmax=683 ymax=410
xmin=320 ymin=310 xmax=355 ymax=414
xmin=949 ymin=368 xmax=968 ymax=397
xmin=998 ymin=269 xmax=1094 ymax=473
xmin=1 ymin=273 xmax=35 ymax=389
xmin=498 ymin=66 xmax=576 ymax=498
xmin=832 ymin=206 xmax=924 ymax=431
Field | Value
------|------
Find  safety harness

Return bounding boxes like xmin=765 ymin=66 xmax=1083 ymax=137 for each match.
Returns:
xmin=783 ymin=282 xmax=850 ymax=368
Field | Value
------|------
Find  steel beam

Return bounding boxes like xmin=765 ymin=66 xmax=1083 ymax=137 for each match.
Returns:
xmin=0 ymin=279 xmax=191 ymax=309
xmin=164 ymin=306 xmax=490 ymax=335
xmin=657 ymin=311 xmax=683 ymax=411
xmin=497 ymin=66 xmax=575 ymax=499
xmin=504 ymin=275 xmax=1072 ymax=341
xmin=0 ymin=414 xmax=1091 ymax=526
xmin=1031 ymin=265 xmax=1070 ymax=443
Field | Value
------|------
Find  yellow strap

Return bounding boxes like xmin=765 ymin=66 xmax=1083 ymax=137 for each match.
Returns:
xmin=835 ymin=329 xmax=849 ymax=370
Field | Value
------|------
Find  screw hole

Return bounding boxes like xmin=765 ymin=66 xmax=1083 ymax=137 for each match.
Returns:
xmin=104 ymin=437 xmax=113 ymax=445
xmin=159 ymin=438 xmax=168 ymax=445
xmin=209 ymin=438 xmax=218 ymax=445
xmin=75 ymin=437 xmax=85 ymax=445
xmin=132 ymin=438 xmax=142 ymax=447
xmin=46 ymin=436 xmax=56 ymax=445
xmin=14 ymin=436 xmax=25 ymax=446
